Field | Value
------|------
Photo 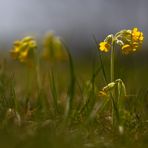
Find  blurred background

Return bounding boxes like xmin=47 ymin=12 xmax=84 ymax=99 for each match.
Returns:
xmin=0 ymin=0 xmax=148 ymax=54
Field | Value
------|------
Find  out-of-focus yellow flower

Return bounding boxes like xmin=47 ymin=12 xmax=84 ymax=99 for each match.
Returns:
xmin=19 ymin=49 xmax=29 ymax=62
xmin=42 ymin=32 xmax=68 ymax=62
xmin=10 ymin=36 xmax=37 ymax=64
xmin=99 ymin=41 xmax=111 ymax=52
xmin=10 ymin=41 xmax=21 ymax=59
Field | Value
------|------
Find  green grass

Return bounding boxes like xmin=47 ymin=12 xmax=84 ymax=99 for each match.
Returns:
xmin=0 ymin=46 xmax=148 ymax=148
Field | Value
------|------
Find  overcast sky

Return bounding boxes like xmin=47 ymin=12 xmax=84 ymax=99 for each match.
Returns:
xmin=0 ymin=0 xmax=148 ymax=49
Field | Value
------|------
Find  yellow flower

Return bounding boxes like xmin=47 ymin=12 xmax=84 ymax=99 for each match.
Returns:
xmin=121 ymin=43 xmax=138 ymax=54
xmin=10 ymin=41 xmax=21 ymax=59
xmin=10 ymin=36 xmax=37 ymax=63
xmin=19 ymin=49 xmax=29 ymax=62
xmin=139 ymin=32 xmax=144 ymax=42
xmin=121 ymin=44 xmax=133 ymax=54
xmin=132 ymin=27 xmax=144 ymax=43
xmin=42 ymin=32 xmax=68 ymax=62
xmin=99 ymin=41 xmax=111 ymax=52
xmin=114 ymin=27 xmax=144 ymax=54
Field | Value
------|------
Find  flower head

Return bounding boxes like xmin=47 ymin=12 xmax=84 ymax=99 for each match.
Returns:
xmin=116 ymin=27 xmax=143 ymax=54
xmin=10 ymin=36 xmax=37 ymax=64
xmin=99 ymin=27 xmax=144 ymax=55
xmin=42 ymin=32 xmax=68 ymax=62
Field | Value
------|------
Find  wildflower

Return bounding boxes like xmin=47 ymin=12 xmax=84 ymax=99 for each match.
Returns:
xmin=10 ymin=36 xmax=37 ymax=64
xmin=99 ymin=27 xmax=144 ymax=55
xmin=19 ymin=49 xmax=29 ymax=62
xmin=132 ymin=27 xmax=144 ymax=43
xmin=99 ymin=41 xmax=111 ymax=52
xmin=121 ymin=42 xmax=139 ymax=54
xmin=42 ymin=32 xmax=68 ymax=62
xmin=121 ymin=28 xmax=143 ymax=54
xmin=121 ymin=44 xmax=133 ymax=54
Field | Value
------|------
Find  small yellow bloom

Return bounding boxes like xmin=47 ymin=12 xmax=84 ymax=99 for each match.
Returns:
xmin=121 ymin=40 xmax=142 ymax=55
xmin=121 ymin=44 xmax=133 ymax=54
xmin=132 ymin=27 xmax=144 ymax=43
xmin=121 ymin=43 xmax=138 ymax=54
xmin=99 ymin=41 xmax=111 ymax=52
xmin=139 ymin=32 xmax=144 ymax=42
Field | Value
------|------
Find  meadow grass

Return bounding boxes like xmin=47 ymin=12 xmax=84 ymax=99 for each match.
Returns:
xmin=0 ymin=30 xmax=148 ymax=148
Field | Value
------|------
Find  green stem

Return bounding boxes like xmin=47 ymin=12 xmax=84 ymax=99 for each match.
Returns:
xmin=111 ymin=42 xmax=115 ymax=82
xmin=110 ymin=41 xmax=115 ymax=126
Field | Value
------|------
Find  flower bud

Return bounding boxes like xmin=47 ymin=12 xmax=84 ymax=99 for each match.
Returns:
xmin=104 ymin=34 xmax=113 ymax=44
xmin=102 ymin=82 xmax=116 ymax=92
xmin=116 ymin=40 xmax=124 ymax=46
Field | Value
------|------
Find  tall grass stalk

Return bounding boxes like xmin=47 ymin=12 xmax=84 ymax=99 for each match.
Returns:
xmin=63 ymin=43 xmax=76 ymax=120
xmin=93 ymin=35 xmax=108 ymax=84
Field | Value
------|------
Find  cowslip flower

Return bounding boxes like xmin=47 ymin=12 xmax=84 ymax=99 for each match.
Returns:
xmin=121 ymin=42 xmax=139 ymax=54
xmin=132 ymin=27 xmax=144 ymax=43
xmin=10 ymin=36 xmax=37 ymax=64
xmin=98 ymin=27 xmax=144 ymax=54
xmin=42 ymin=32 xmax=68 ymax=62
xmin=120 ymin=28 xmax=144 ymax=54
xmin=99 ymin=41 xmax=111 ymax=52
xmin=121 ymin=44 xmax=133 ymax=54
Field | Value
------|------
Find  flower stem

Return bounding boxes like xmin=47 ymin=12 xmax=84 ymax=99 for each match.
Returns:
xmin=110 ymin=41 xmax=115 ymax=126
xmin=111 ymin=42 xmax=115 ymax=82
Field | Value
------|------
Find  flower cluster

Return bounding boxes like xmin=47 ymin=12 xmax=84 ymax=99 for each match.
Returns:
xmin=10 ymin=37 xmax=37 ymax=63
xmin=42 ymin=32 xmax=68 ymax=62
xmin=99 ymin=27 xmax=144 ymax=54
